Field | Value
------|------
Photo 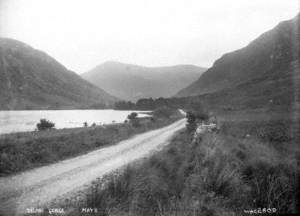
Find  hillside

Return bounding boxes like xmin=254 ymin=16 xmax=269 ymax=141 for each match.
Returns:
xmin=82 ymin=61 xmax=206 ymax=102
xmin=0 ymin=38 xmax=117 ymax=110
xmin=177 ymin=14 xmax=300 ymax=100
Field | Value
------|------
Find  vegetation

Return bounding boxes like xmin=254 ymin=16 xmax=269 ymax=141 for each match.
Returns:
xmin=186 ymin=111 xmax=197 ymax=132
xmin=185 ymin=101 xmax=210 ymax=132
xmin=0 ymin=108 xmax=182 ymax=176
xmin=0 ymin=38 xmax=116 ymax=110
xmin=127 ymin=112 xmax=138 ymax=120
xmin=66 ymin=110 xmax=299 ymax=216
xmin=114 ymin=97 xmax=185 ymax=110
xmin=152 ymin=106 xmax=179 ymax=119
xmin=36 ymin=119 xmax=55 ymax=131
xmin=127 ymin=112 xmax=140 ymax=127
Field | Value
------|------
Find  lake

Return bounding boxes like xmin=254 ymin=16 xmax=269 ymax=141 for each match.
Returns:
xmin=0 ymin=110 xmax=150 ymax=135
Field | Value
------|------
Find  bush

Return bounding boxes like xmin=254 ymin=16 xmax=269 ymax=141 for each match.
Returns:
xmin=36 ymin=119 xmax=55 ymax=131
xmin=186 ymin=111 xmax=197 ymax=132
xmin=185 ymin=108 xmax=209 ymax=132
xmin=127 ymin=112 xmax=138 ymax=120
xmin=127 ymin=112 xmax=140 ymax=127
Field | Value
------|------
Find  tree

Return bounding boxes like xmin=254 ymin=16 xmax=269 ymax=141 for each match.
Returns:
xmin=114 ymin=101 xmax=136 ymax=110
xmin=127 ymin=112 xmax=138 ymax=120
xmin=136 ymin=98 xmax=155 ymax=110
xmin=152 ymin=106 xmax=175 ymax=119
xmin=36 ymin=119 xmax=55 ymax=131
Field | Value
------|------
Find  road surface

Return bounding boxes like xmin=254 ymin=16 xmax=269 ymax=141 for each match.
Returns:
xmin=0 ymin=118 xmax=186 ymax=216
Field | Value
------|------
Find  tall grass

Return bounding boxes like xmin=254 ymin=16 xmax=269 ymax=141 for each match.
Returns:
xmin=72 ymin=117 xmax=299 ymax=216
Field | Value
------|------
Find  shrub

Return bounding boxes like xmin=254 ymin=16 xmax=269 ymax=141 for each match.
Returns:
xmin=185 ymin=108 xmax=209 ymax=132
xmin=127 ymin=112 xmax=140 ymax=127
xmin=36 ymin=119 xmax=55 ymax=131
xmin=127 ymin=112 xmax=138 ymax=120
xmin=186 ymin=111 xmax=197 ymax=132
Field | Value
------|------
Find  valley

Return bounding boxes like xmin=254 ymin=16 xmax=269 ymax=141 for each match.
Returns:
xmin=82 ymin=61 xmax=206 ymax=102
xmin=0 ymin=8 xmax=299 ymax=216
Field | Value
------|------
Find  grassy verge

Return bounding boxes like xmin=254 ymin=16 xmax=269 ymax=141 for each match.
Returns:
xmin=69 ymin=112 xmax=299 ymax=215
xmin=0 ymin=107 xmax=182 ymax=176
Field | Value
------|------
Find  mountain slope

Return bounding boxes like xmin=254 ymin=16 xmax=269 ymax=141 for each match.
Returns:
xmin=82 ymin=61 xmax=206 ymax=102
xmin=0 ymin=38 xmax=117 ymax=110
xmin=177 ymin=14 xmax=300 ymax=98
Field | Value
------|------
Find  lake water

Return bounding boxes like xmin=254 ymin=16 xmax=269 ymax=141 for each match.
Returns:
xmin=0 ymin=110 xmax=150 ymax=135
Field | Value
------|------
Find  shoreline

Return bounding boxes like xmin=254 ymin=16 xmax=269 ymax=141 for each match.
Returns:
xmin=0 ymin=109 xmax=183 ymax=177
xmin=0 ymin=109 xmax=152 ymax=136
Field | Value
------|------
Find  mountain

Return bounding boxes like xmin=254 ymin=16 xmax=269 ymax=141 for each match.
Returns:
xmin=82 ymin=61 xmax=206 ymax=102
xmin=176 ymin=14 xmax=300 ymax=100
xmin=0 ymin=38 xmax=117 ymax=110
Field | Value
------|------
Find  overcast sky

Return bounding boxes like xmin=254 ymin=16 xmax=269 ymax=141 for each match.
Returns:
xmin=0 ymin=0 xmax=299 ymax=73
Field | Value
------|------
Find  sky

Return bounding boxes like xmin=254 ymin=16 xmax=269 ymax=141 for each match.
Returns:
xmin=0 ymin=0 xmax=299 ymax=73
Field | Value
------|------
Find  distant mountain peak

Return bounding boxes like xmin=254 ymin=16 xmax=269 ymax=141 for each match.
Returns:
xmin=82 ymin=62 xmax=207 ymax=102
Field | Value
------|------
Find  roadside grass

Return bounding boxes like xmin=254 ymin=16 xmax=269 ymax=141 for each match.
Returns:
xmin=70 ymin=113 xmax=299 ymax=216
xmin=0 ymin=109 xmax=182 ymax=176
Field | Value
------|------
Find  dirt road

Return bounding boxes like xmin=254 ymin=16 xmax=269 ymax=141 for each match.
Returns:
xmin=0 ymin=118 xmax=186 ymax=216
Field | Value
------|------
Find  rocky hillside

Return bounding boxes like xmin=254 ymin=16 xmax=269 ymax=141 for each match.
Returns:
xmin=177 ymin=14 xmax=300 ymax=99
xmin=82 ymin=61 xmax=206 ymax=102
xmin=0 ymin=38 xmax=117 ymax=110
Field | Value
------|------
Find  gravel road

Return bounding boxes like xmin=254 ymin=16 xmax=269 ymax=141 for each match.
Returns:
xmin=0 ymin=118 xmax=185 ymax=216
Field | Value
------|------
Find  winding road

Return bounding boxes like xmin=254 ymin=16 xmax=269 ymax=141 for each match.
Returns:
xmin=0 ymin=118 xmax=186 ymax=216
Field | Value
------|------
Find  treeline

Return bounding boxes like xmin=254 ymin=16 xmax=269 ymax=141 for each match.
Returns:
xmin=113 ymin=77 xmax=295 ymax=112
xmin=114 ymin=97 xmax=202 ymax=110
